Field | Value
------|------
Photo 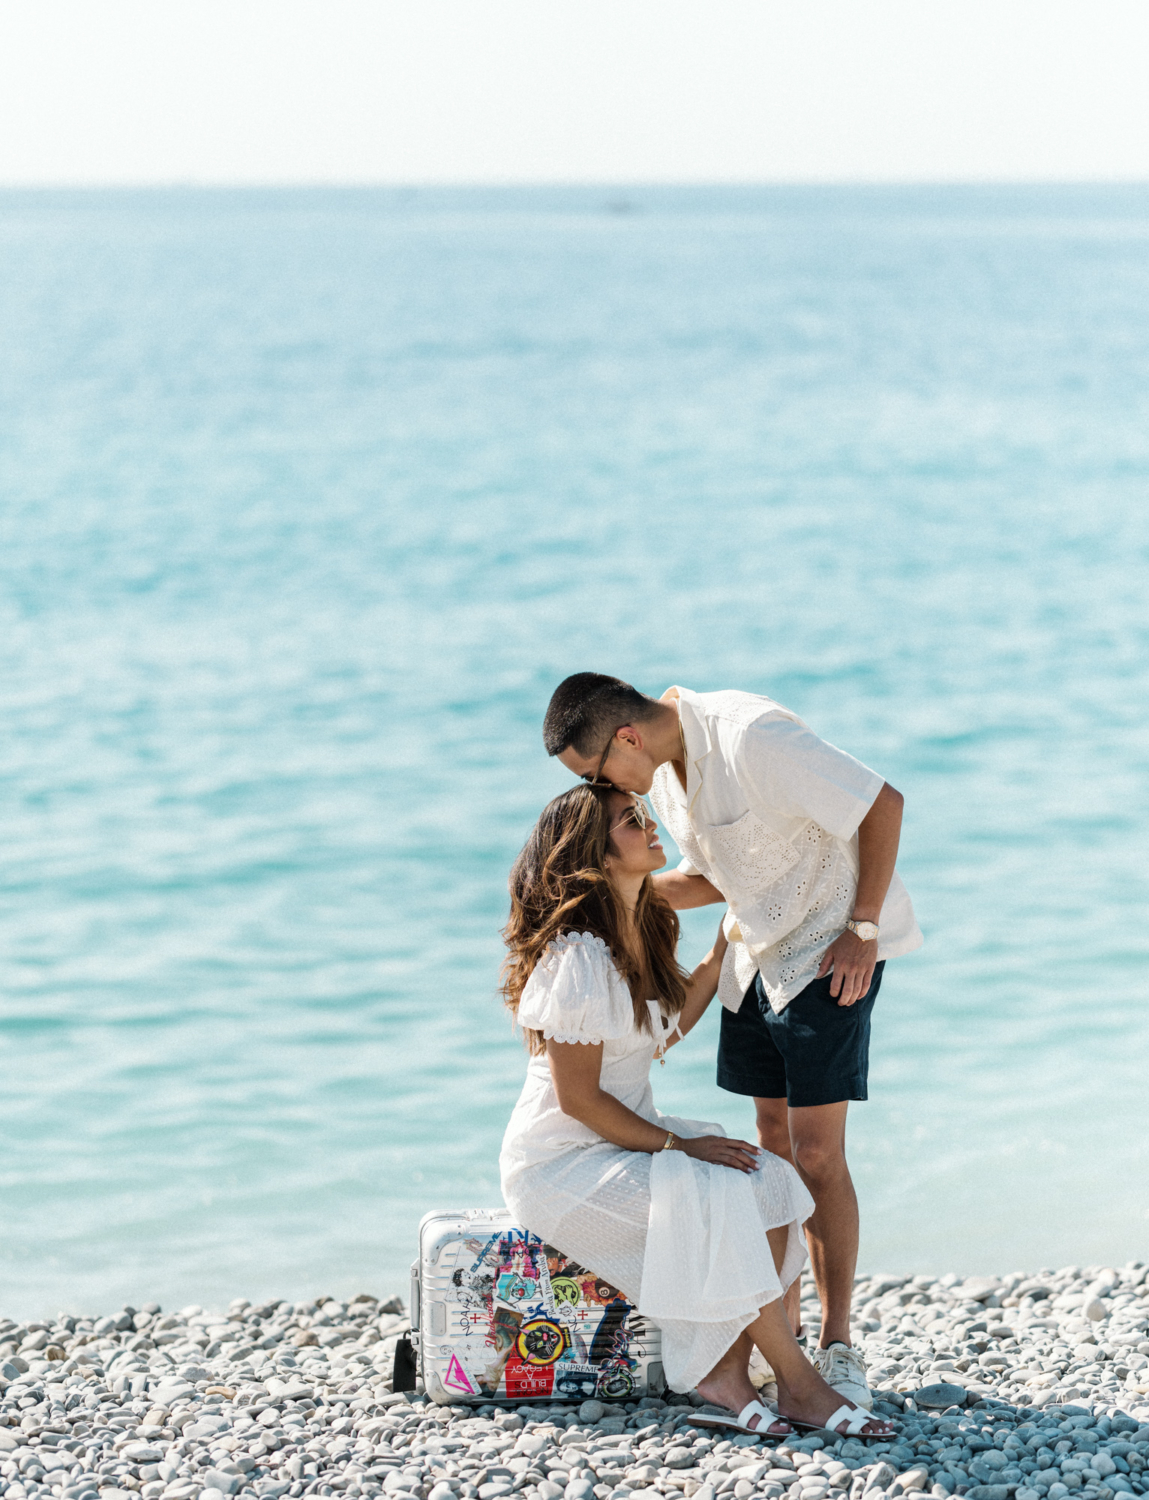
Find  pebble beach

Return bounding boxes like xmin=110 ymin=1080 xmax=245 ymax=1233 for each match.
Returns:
xmin=3 ymin=1264 xmax=1148 ymax=1500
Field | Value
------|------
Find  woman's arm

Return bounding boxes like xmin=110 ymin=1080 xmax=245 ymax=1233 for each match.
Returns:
xmin=667 ymin=914 xmax=728 ymax=1044
xmin=546 ymin=1032 xmax=758 ymax=1173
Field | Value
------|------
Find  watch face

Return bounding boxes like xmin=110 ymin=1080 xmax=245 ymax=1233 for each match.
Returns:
xmin=851 ymin=921 xmax=879 ymax=941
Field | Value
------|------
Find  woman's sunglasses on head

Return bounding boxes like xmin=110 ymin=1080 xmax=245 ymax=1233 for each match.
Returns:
xmin=610 ymin=798 xmax=653 ymax=833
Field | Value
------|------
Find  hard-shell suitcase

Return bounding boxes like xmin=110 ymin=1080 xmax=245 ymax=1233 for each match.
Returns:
xmin=410 ymin=1208 xmax=666 ymax=1405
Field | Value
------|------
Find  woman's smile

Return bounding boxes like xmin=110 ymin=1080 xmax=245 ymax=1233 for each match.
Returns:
xmin=604 ymin=790 xmax=667 ymax=876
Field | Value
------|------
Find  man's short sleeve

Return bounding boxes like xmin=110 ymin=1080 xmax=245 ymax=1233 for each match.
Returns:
xmin=676 ymin=856 xmax=701 ymax=876
xmin=737 ymin=716 xmax=885 ymax=841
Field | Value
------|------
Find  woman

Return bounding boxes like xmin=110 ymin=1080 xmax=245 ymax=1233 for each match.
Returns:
xmin=499 ymin=784 xmax=894 ymax=1438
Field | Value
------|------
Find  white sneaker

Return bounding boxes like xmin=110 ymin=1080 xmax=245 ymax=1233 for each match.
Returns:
xmin=809 ymin=1341 xmax=873 ymax=1410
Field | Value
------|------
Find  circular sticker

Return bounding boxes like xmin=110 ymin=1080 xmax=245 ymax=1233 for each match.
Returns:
xmin=550 ymin=1277 xmax=582 ymax=1308
xmin=516 ymin=1317 xmax=567 ymax=1366
xmin=596 ymin=1366 xmax=635 ymax=1399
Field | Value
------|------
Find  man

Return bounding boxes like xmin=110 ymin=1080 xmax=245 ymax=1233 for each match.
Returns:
xmin=542 ymin=673 xmax=922 ymax=1409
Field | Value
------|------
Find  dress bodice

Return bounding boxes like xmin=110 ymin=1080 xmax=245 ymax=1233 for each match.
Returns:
xmin=500 ymin=933 xmax=677 ymax=1173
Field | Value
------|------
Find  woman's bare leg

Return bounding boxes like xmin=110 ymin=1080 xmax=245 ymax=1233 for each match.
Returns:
xmin=693 ymin=1228 xmax=800 ymax=1430
xmin=694 ymin=1331 xmax=763 ymax=1426
xmin=696 ymin=1227 xmax=891 ymax=1437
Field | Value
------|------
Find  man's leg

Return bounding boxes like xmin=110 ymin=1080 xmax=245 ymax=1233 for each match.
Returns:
xmin=717 ymin=994 xmax=798 ymax=1349
xmin=786 ymin=1101 xmax=856 ymax=1349
xmin=757 ymin=963 xmax=884 ymax=1363
xmin=754 ymin=1096 xmax=802 ymax=1337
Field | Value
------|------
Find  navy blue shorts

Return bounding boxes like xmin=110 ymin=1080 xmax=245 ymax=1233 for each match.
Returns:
xmin=716 ymin=961 xmax=885 ymax=1109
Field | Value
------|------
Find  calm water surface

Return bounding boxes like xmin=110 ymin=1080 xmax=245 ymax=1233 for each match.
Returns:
xmin=1 ymin=186 xmax=1147 ymax=1318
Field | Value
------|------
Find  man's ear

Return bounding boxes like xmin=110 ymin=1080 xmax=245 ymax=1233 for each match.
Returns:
xmin=616 ymin=724 xmax=642 ymax=751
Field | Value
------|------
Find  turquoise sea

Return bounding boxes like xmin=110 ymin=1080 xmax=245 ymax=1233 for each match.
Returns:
xmin=1 ymin=186 xmax=1147 ymax=1320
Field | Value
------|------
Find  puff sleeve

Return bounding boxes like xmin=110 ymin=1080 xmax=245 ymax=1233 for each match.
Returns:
xmin=517 ymin=933 xmax=635 ymax=1045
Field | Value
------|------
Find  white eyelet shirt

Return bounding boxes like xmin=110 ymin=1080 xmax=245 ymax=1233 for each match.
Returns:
xmin=650 ymin=686 xmax=922 ymax=1014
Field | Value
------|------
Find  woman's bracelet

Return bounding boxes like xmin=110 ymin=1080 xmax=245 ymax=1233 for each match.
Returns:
xmin=662 ymin=1131 xmax=678 ymax=1151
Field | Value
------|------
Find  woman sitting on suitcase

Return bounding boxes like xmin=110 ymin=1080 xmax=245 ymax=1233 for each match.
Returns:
xmin=499 ymin=785 xmax=894 ymax=1439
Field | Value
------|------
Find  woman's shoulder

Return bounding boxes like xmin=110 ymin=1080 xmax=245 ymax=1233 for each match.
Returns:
xmin=518 ymin=930 xmax=632 ymax=1042
xmin=527 ymin=930 xmax=623 ymax=995
xmin=536 ymin=929 xmax=616 ymax=971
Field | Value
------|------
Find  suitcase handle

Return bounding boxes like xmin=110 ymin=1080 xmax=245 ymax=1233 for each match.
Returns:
xmin=409 ymin=1257 xmax=421 ymax=1332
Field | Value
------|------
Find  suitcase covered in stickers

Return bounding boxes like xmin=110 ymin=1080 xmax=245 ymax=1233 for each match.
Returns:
xmin=411 ymin=1208 xmax=666 ymax=1405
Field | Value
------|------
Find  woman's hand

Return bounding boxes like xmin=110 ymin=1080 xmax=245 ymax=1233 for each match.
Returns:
xmin=678 ymin=1134 xmax=760 ymax=1173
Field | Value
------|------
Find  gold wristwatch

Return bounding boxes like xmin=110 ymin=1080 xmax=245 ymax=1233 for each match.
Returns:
xmin=846 ymin=919 xmax=880 ymax=942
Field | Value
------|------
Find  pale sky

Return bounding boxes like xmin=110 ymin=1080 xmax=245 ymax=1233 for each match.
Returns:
xmin=1 ymin=0 xmax=1148 ymax=185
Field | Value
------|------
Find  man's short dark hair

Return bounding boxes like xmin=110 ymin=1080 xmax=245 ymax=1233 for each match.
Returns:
xmin=543 ymin=673 xmax=661 ymax=758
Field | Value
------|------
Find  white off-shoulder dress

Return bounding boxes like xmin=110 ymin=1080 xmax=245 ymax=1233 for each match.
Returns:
xmin=499 ymin=932 xmax=815 ymax=1393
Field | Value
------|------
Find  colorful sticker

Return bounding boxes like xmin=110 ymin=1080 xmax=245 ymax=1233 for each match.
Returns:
xmin=466 ymin=1230 xmax=505 ymax=1275
xmin=497 ymin=1273 xmax=538 ymax=1304
xmin=553 ymin=1360 xmax=600 ymax=1401
xmin=504 ymin=1354 xmax=555 ymax=1398
xmin=451 ymin=1265 xmax=495 ymax=1310
xmin=589 ymin=1303 xmax=631 ymax=1363
xmin=581 ymin=1276 xmax=625 ymax=1306
xmin=440 ymin=1226 xmax=642 ymax=1400
xmin=596 ymin=1363 xmax=637 ymax=1399
xmin=479 ymin=1305 xmax=523 ymax=1392
xmin=443 ymin=1353 xmax=476 ymax=1395
xmin=516 ymin=1316 xmax=568 ymax=1366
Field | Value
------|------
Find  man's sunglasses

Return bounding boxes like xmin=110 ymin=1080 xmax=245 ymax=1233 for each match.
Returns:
xmin=582 ymin=725 xmax=631 ymax=788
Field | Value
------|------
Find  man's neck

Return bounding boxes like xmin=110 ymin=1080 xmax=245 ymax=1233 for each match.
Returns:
xmin=648 ymin=698 xmax=685 ymax=771
xmin=652 ymin=694 xmax=687 ymax=790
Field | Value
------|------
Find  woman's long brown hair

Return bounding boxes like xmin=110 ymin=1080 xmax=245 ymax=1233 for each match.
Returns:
xmin=501 ymin=784 xmax=688 ymax=1054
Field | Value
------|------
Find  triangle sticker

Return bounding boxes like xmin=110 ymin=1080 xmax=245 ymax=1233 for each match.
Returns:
xmin=444 ymin=1354 xmax=475 ymax=1394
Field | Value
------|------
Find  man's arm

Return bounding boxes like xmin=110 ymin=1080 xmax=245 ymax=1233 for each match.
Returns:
xmin=651 ymin=870 xmax=725 ymax=910
xmin=816 ymin=781 xmax=905 ymax=1006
